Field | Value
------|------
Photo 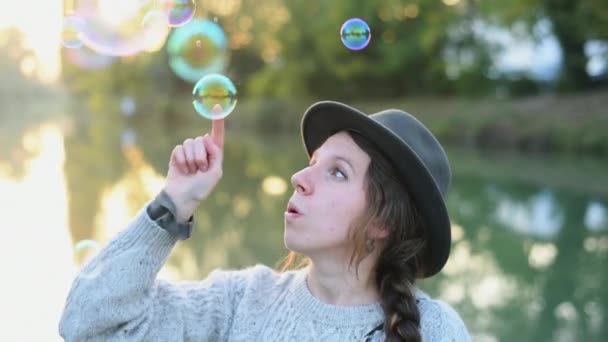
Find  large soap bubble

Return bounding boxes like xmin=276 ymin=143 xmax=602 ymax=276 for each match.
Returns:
xmin=167 ymin=18 xmax=228 ymax=83
xmin=73 ymin=0 xmax=170 ymax=56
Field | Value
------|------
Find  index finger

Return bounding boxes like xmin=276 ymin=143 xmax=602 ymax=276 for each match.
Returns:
xmin=211 ymin=118 xmax=224 ymax=149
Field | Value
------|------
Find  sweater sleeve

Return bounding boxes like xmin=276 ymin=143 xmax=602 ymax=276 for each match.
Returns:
xmin=419 ymin=299 xmax=472 ymax=342
xmin=58 ymin=205 xmax=237 ymax=342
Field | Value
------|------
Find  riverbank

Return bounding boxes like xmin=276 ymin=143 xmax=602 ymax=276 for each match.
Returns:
xmin=225 ymin=89 xmax=608 ymax=157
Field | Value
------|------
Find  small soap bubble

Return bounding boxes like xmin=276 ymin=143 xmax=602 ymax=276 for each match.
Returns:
xmin=192 ymin=73 xmax=237 ymax=120
xmin=73 ymin=239 xmax=100 ymax=265
xmin=340 ymin=18 xmax=371 ymax=51
xmin=62 ymin=15 xmax=86 ymax=49
xmin=161 ymin=0 xmax=196 ymax=27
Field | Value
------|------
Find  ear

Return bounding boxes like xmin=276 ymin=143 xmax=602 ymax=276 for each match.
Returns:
xmin=369 ymin=223 xmax=390 ymax=239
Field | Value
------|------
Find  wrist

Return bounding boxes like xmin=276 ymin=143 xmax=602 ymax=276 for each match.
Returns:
xmin=160 ymin=188 xmax=199 ymax=223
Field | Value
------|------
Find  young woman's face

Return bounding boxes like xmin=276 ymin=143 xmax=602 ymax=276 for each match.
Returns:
xmin=284 ymin=131 xmax=371 ymax=258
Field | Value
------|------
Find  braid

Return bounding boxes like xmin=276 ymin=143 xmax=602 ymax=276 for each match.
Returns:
xmin=377 ymin=255 xmax=421 ymax=341
xmin=346 ymin=130 xmax=427 ymax=341
xmin=374 ymin=188 xmax=426 ymax=342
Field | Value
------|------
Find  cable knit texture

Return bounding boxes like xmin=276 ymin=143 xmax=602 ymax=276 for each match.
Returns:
xmin=59 ymin=206 xmax=472 ymax=341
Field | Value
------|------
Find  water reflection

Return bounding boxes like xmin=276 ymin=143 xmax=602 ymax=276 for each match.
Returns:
xmin=1 ymin=108 xmax=606 ymax=341
xmin=422 ymin=156 xmax=608 ymax=341
xmin=494 ymin=189 xmax=564 ymax=239
xmin=0 ymin=125 xmax=74 ymax=341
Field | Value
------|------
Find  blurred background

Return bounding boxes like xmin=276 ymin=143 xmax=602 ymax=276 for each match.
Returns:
xmin=0 ymin=0 xmax=607 ymax=341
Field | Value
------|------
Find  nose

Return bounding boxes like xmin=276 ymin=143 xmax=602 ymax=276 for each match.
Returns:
xmin=291 ymin=167 xmax=313 ymax=195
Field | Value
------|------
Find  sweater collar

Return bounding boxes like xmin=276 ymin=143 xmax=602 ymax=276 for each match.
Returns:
xmin=289 ymin=269 xmax=384 ymax=326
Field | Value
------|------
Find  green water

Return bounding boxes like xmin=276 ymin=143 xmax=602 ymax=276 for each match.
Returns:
xmin=56 ymin=110 xmax=608 ymax=341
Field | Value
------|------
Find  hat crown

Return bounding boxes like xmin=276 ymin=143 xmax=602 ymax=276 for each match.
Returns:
xmin=371 ymin=110 xmax=451 ymax=197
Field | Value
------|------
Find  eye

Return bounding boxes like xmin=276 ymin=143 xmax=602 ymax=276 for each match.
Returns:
xmin=330 ymin=167 xmax=347 ymax=180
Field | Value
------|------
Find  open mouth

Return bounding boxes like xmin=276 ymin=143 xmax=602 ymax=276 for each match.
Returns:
xmin=287 ymin=202 xmax=301 ymax=215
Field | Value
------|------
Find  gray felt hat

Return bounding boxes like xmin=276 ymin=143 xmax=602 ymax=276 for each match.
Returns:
xmin=300 ymin=101 xmax=452 ymax=278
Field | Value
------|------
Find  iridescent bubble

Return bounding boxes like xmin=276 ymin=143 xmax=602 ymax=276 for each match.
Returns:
xmin=160 ymin=0 xmax=196 ymax=27
xmin=167 ymin=18 xmax=228 ymax=83
xmin=192 ymin=73 xmax=237 ymax=120
xmin=74 ymin=0 xmax=160 ymax=56
xmin=61 ymin=15 xmax=85 ymax=49
xmin=340 ymin=18 xmax=371 ymax=51
xmin=142 ymin=10 xmax=170 ymax=52
xmin=73 ymin=239 xmax=100 ymax=265
xmin=64 ymin=44 xmax=115 ymax=69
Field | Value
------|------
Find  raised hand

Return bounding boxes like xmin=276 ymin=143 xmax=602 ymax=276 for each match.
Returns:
xmin=163 ymin=119 xmax=225 ymax=222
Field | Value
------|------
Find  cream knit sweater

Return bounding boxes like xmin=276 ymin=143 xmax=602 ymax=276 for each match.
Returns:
xmin=59 ymin=206 xmax=471 ymax=341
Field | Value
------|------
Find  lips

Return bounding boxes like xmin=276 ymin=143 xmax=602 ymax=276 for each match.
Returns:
xmin=287 ymin=201 xmax=302 ymax=215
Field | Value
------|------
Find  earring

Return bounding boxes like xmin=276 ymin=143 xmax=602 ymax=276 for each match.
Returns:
xmin=366 ymin=239 xmax=375 ymax=253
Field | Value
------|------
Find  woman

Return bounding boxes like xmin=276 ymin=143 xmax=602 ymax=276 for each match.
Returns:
xmin=59 ymin=101 xmax=471 ymax=341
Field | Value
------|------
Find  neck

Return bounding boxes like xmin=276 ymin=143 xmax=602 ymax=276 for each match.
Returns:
xmin=305 ymin=254 xmax=380 ymax=306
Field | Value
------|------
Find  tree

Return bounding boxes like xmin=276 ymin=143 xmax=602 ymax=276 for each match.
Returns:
xmin=480 ymin=0 xmax=608 ymax=91
xmin=246 ymin=0 xmax=491 ymax=99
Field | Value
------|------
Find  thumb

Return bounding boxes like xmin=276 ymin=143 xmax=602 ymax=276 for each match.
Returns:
xmin=203 ymin=135 xmax=223 ymax=171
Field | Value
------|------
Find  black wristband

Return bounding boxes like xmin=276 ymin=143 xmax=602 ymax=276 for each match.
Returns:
xmin=146 ymin=190 xmax=194 ymax=240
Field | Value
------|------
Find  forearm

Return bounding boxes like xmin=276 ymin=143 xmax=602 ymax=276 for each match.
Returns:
xmin=59 ymin=206 xmax=178 ymax=341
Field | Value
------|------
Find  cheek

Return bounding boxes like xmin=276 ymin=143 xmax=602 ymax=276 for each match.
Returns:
xmin=323 ymin=198 xmax=364 ymax=234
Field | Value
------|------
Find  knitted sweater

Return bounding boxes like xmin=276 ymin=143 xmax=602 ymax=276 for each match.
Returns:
xmin=59 ymin=205 xmax=472 ymax=341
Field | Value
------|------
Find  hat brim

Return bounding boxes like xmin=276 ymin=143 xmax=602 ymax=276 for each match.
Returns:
xmin=301 ymin=101 xmax=450 ymax=278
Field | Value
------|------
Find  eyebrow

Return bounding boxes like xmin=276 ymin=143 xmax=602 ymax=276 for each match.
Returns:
xmin=311 ymin=152 xmax=356 ymax=175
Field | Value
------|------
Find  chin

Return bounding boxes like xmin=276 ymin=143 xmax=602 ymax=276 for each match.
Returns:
xmin=283 ymin=228 xmax=306 ymax=254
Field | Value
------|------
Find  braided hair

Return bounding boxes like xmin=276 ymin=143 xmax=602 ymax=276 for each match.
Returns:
xmin=348 ymin=130 xmax=426 ymax=341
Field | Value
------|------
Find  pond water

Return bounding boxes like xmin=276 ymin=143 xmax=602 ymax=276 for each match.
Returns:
xmin=1 ymin=108 xmax=606 ymax=341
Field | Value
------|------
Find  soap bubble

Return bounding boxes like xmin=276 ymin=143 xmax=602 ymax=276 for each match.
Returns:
xmin=64 ymin=44 xmax=115 ymax=69
xmin=73 ymin=0 xmax=161 ymax=56
xmin=73 ymin=239 xmax=100 ymax=265
xmin=61 ymin=15 xmax=85 ymax=48
xmin=167 ymin=18 xmax=228 ymax=83
xmin=192 ymin=73 xmax=237 ymax=120
xmin=141 ymin=10 xmax=170 ymax=52
xmin=160 ymin=0 xmax=196 ymax=27
xmin=340 ymin=18 xmax=371 ymax=51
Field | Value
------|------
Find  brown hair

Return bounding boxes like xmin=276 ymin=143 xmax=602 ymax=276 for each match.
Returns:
xmin=278 ymin=130 xmax=426 ymax=341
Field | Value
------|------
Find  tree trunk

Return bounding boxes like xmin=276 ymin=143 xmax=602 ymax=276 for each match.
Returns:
xmin=544 ymin=0 xmax=593 ymax=90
